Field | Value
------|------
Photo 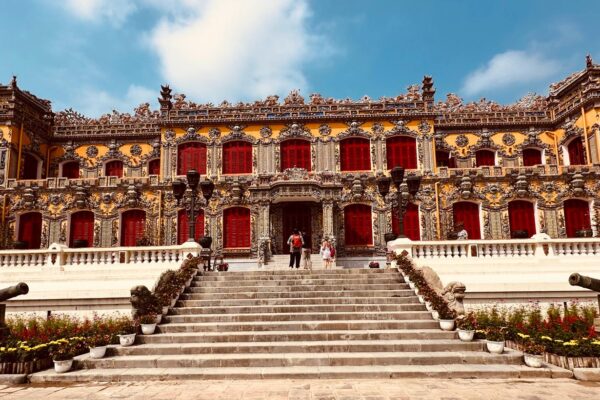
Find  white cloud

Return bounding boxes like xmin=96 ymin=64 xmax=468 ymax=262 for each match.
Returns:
xmin=147 ymin=0 xmax=330 ymax=103
xmin=67 ymin=84 xmax=155 ymax=117
xmin=462 ymin=50 xmax=561 ymax=97
xmin=61 ymin=0 xmax=137 ymax=26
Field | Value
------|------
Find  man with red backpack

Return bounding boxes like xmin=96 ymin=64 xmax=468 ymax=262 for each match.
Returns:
xmin=287 ymin=228 xmax=304 ymax=269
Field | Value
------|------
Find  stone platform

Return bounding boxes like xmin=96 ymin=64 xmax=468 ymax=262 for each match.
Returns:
xmin=29 ymin=267 xmax=571 ymax=382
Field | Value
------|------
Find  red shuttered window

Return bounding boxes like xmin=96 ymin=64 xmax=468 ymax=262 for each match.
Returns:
xmin=21 ymin=153 xmax=39 ymax=180
xmin=70 ymin=211 xmax=94 ymax=247
xmin=475 ymin=150 xmax=495 ymax=167
xmin=223 ymin=141 xmax=252 ymax=174
xmin=522 ymin=148 xmax=542 ymax=167
xmin=567 ymin=138 xmax=585 ymax=166
xmin=435 ymin=150 xmax=456 ymax=168
xmin=61 ymin=161 xmax=80 ymax=179
xmin=392 ymin=203 xmax=420 ymax=241
xmin=563 ymin=199 xmax=591 ymax=238
xmin=223 ymin=207 xmax=250 ymax=248
xmin=178 ymin=142 xmax=207 ymax=175
xmin=386 ymin=136 xmax=417 ymax=170
xmin=105 ymin=160 xmax=124 ymax=177
xmin=18 ymin=212 xmax=42 ymax=249
xmin=452 ymin=202 xmax=481 ymax=240
xmin=148 ymin=159 xmax=160 ymax=175
xmin=508 ymin=201 xmax=536 ymax=238
xmin=121 ymin=210 xmax=146 ymax=247
xmin=340 ymin=138 xmax=371 ymax=171
xmin=344 ymin=204 xmax=373 ymax=246
xmin=280 ymin=139 xmax=311 ymax=171
xmin=177 ymin=209 xmax=205 ymax=244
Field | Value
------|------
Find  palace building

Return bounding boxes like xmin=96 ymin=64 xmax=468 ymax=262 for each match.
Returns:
xmin=1 ymin=57 xmax=600 ymax=260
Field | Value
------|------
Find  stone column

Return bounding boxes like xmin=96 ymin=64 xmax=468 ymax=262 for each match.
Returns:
xmin=322 ymin=200 xmax=335 ymax=243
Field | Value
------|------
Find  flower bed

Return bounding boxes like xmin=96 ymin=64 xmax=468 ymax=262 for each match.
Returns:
xmin=471 ymin=303 xmax=600 ymax=369
xmin=1 ymin=313 xmax=135 ymax=374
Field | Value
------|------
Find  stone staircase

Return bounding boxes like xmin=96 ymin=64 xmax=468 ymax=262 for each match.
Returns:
xmin=30 ymin=268 xmax=570 ymax=382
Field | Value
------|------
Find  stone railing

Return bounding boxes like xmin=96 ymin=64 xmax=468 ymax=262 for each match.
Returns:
xmin=401 ymin=237 xmax=600 ymax=260
xmin=0 ymin=242 xmax=202 ymax=269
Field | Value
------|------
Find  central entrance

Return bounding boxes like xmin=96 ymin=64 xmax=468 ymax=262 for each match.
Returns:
xmin=271 ymin=202 xmax=322 ymax=254
xmin=281 ymin=202 xmax=312 ymax=252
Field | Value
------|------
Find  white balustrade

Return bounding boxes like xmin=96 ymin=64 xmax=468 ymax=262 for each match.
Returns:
xmin=0 ymin=243 xmax=199 ymax=268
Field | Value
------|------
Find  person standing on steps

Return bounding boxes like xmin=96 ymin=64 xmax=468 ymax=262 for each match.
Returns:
xmin=301 ymin=230 xmax=312 ymax=270
xmin=287 ymin=228 xmax=303 ymax=269
xmin=320 ymin=239 xmax=333 ymax=269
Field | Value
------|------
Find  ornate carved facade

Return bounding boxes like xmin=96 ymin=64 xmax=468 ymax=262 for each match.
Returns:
xmin=2 ymin=57 xmax=600 ymax=257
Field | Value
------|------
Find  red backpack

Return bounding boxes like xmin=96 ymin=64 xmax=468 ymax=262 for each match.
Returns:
xmin=330 ymin=246 xmax=336 ymax=258
xmin=291 ymin=234 xmax=302 ymax=249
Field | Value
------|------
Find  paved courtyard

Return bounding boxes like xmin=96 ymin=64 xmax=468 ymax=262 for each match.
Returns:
xmin=1 ymin=379 xmax=599 ymax=400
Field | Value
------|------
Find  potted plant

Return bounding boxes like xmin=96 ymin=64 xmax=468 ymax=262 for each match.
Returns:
xmin=369 ymin=261 xmax=380 ymax=269
xmin=522 ymin=341 xmax=546 ymax=368
xmin=86 ymin=334 xmax=111 ymax=359
xmin=217 ymin=262 xmax=229 ymax=272
xmin=485 ymin=327 xmax=505 ymax=354
xmin=437 ymin=305 xmax=456 ymax=331
xmin=456 ymin=313 xmax=476 ymax=341
xmin=50 ymin=340 xmax=73 ymax=374
xmin=117 ymin=321 xmax=138 ymax=346
xmin=138 ymin=313 xmax=158 ymax=335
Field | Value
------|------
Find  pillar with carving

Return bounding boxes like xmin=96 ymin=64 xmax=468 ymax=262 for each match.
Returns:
xmin=322 ymin=199 xmax=335 ymax=245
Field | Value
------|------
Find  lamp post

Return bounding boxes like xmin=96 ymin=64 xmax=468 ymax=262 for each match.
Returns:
xmin=378 ymin=167 xmax=422 ymax=239
xmin=172 ymin=169 xmax=215 ymax=243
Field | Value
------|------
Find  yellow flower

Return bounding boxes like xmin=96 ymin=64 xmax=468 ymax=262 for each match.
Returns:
xmin=592 ymin=341 xmax=600 ymax=346
xmin=540 ymin=336 xmax=552 ymax=341
xmin=517 ymin=333 xmax=530 ymax=339
xmin=563 ymin=342 xmax=578 ymax=346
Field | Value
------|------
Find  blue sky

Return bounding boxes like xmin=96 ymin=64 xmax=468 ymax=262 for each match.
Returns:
xmin=2 ymin=0 xmax=599 ymax=116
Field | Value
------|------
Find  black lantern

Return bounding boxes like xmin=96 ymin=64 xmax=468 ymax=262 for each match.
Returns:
xmin=387 ymin=167 xmax=421 ymax=240
xmin=172 ymin=180 xmax=186 ymax=201
xmin=377 ymin=176 xmax=391 ymax=198
xmin=186 ymin=169 xmax=200 ymax=190
xmin=200 ymin=180 xmax=215 ymax=202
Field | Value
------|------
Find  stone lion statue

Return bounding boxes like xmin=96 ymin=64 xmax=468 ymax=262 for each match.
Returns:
xmin=419 ymin=266 xmax=467 ymax=316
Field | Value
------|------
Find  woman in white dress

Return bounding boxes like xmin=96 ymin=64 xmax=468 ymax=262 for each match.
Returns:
xmin=320 ymin=240 xmax=333 ymax=269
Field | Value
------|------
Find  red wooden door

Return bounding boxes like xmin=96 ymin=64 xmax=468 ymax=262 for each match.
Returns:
xmin=522 ymin=148 xmax=542 ymax=166
xmin=340 ymin=138 xmax=371 ymax=171
xmin=281 ymin=203 xmax=312 ymax=252
xmin=386 ymin=136 xmax=417 ymax=169
xmin=148 ymin=159 xmax=161 ymax=175
xmin=223 ymin=141 xmax=252 ymax=174
xmin=452 ymin=202 xmax=481 ymax=239
xmin=563 ymin=199 xmax=591 ymax=238
xmin=105 ymin=160 xmax=123 ymax=177
xmin=223 ymin=207 xmax=250 ymax=248
xmin=61 ymin=161 xmax=80 ymax=179
xmin=392 ymin=203 xmax=420 ymax=241
xmin=18 ymin=212 xmax=42 ymax=249
xmin=21 ymin=153 xmax=39 ymax=180
xmin=475 ymin=150 xmax=495 ymax=167
xmin=178 ymin=142 xmax=207 ymax=175
xmin=280 ymin=139 xmax=311 ymax=171
xmin=121 ymin=210 xmax=146 ymax=246
xmin=344 ymin=204 xmax=373 ymax=246
xmin=70 ymin=211 xmax=94 ymax=247
xmin=568 ymin=138 xmax=585 ymax=165
xmin=177 ymin=209 xmax=205 ymax=244
xmin=508 ymin=201 xmax=536 ymax=238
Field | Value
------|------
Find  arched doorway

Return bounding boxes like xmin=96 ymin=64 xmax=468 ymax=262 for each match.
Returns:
xmin=340 ymin=138 xmax=371 ymax=171
xmin=121 ymin=210 xmax=146 ymax=246
xmin=386 ymin=136 xmax=417 ymax=169
xmin=280 ymin=139 xmax=311 ymax=171
xmin=178 ymin=142 xmax=207 ymax=175
xmin=223 ymin=207 xmax=251 ymax=248
xmin=18 ymin=212 xmax=42 ymax=249
xmin=69 ymin=211 xmax=94 ymax=247
xmin=567 ymin=138 xmax=585 ymax=166
xmin=344 ymin=204 xmax=373 ymax=246
xmin=452 ymin=202 xmax=481 ymax=240
xmin=508 ymin=201 xmax=536 ymax=238
xmin=563 ymin=199 xmax=591 ymax=238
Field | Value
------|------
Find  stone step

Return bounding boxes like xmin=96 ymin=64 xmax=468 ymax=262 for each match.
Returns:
xmin=204 ymin=269 xmax=396 ymax=277
xmin=170 ymin=303 xmax=426 ymax=315
xmin=112 ymin=339 xmax=485 ymax=356
xmin=156 ymin=319 xmax=440 ymax=333
xmin=81 ymin=351 xmax=523 ymax=369
xmin=29 ymin=364 xmax=569 ymax=382
xmin=177 ymin=296 xmax=420 ymax=307
xmin=138 ymin=329 xmax=457 ymax=344
xmin=193 ymin=276 xmax=404 ymax=286
xmin=164 ymin=310 xmax=433 ymax=323
xmin=189 ymin=283 xmax=408 ymax=293
xmin=181 ymin=289 xmax=414 ymax=300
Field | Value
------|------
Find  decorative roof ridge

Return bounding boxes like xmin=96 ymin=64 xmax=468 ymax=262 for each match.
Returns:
xmin=435 ymin=92 xmax=548 ymax=113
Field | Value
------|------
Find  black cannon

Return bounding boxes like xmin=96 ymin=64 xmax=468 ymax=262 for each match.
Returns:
xmin=0 ymin=282 xmax=29 ymax=340
xmin=569 ymin=273 xmax=600 ymax=293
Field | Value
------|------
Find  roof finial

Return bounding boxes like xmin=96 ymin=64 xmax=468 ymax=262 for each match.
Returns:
xmin=9 ymin=75 xmax=17 ymax=88
xmin=586 ymin=54 xmax=593 ymax=69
